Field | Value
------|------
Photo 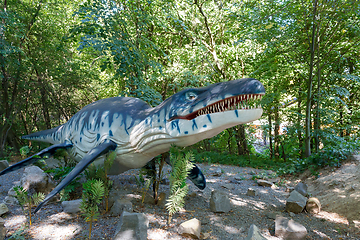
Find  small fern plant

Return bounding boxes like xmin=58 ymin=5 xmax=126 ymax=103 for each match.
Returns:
xmin=13 ymin=186 xmax=45 ymax=226
xmin=165 ymin=149 xmax=194 ymax=224
xmin=80 ymin=179 xmax=105 ymax=240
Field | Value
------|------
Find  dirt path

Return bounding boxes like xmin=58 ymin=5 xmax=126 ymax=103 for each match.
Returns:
xmin=1 ymin=160 xmax=360 ymax=239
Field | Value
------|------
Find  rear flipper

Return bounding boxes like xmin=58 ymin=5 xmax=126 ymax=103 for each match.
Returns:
xmin=165 ymin=155 xmax=206 ymax=190
xmin=187 ymin=164 xmax=206 ymax=190
xmin=34 ymin=139 xmax=117 ymax=213
xmin=0 ymin=141 xmax=73 ymax=176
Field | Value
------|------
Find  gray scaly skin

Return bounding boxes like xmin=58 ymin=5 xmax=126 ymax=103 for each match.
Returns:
xmin=0 ymin=78 xmax=265 ymax=212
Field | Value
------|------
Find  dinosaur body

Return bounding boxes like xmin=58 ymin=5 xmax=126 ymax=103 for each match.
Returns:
xmin=1 ymin=78 xmax=265 ymax=212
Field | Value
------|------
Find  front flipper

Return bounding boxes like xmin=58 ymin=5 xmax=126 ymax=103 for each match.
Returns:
xmin=187 ymin=164 xmax=206 ymax=190
xmin=0 ymin=141 xmax=73 ymax=176
xmin=34 ymin=139 xmax=117 ymax=213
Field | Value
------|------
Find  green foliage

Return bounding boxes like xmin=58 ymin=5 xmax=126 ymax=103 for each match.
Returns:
xmin=13 ymin=186 xmax=45 ymax=226
xmin=7 ymin=225 xmax=27 ymax=240
xmin=166 ymin=148 xmax=194 ymax=224
xmin=80 ymin=179 xmax=105 ymax=240
xmin=84 ymin=151 xmax=115 ymax=212
xmin=19 ymin=146 xmax=31 ymax=158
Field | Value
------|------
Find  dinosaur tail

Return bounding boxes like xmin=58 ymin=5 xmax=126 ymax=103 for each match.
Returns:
xmin=22 ymin=125 xmax=65 ymax=144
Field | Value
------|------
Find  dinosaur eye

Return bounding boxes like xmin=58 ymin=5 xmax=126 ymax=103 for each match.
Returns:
xmin=185 ymin=92 xmax=197 ymax=101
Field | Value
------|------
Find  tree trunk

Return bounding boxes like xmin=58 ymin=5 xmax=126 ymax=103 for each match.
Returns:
xmin=236 ymin=125 xmax=248 ymax=155
xmin=274 ymin=106 xmax=280 ymax=158
xmin=305 ymin=0 xmax=318 ymax=157
xmin=268 ymin=113 xmax=273 ymax=158
xmin=226 ymin=129 xmax=233 ymax=154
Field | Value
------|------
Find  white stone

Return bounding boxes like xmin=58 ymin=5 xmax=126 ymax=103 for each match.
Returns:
xmin=178 ymin=218 xmax=201 ymax=239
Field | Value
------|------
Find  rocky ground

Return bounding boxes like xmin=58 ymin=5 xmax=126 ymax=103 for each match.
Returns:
xmin=1 ymin=155 xmax=360 ymax=239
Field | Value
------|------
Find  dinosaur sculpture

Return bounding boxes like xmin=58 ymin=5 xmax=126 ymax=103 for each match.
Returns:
xmin=0 ymin=78 xmax=265 ymax=213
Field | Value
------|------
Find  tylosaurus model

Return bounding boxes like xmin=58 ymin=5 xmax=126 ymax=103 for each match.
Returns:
xmin=0 ymin=78 xmax=265 ymax=212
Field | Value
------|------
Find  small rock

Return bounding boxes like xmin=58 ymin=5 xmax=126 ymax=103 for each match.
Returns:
xmin=110 ymin=199 xmax=133 ymax=216
xmin=108 ymin=189 xmax=124 ymax=209
xmin=0 ymin=160 xmax=9 ymax=172
xmin=285 ymin=190 xmax=307 ymax=214
xmin=143 ymin=194 xmax=155 ymax=205
xmin=156 ymin=192 xmax=167 ymax=206
xmin=306 ymin=197 xmax=321 ymax=214
xmin=275 ymin=216 xmax=307 ymax=240
xmin=113 ymin=211 xmax=149 ymax=240
xmin=212 ymin=168 xmax=222 ymax=177
xmin=188 ymin=192 xmax=197 ymax=198
xmin=62 ymin=199 xmax=82 ymax=213
xmin=178 ymin=218 xmax=201 ymax=239
xmin=245 ymin=224 xmax=267 ymax=240
xmin=286 ymin=186 xmax=295 ymax=193
xmin=289 ymin=212 xmax=295 ymax=218
xmin=0 ymin=204 xmax=9 ymax=216
xmin=247 ymin=188 xmax=257 ymax=196
xmin=257 ymin=179 xmax=273 ymax=188
xmin=210 ymin=190 xmax=231 ymax=213
xmin=44 ymin=157 xmax=64 ymax=168
xmin=0 ymin=217 xmax=6 ymax=240
xmin=294 ymin=182 xmax=308 ymax=197
xmin=265 ymin=211 xmax=282 ymax=220
xmin=221 ymin=184 xmax=234 ymax=190
xmin=160 ymin=178 xmax=170 ymax=185
xmin=3 ymin=196 xmax=18 ymax=206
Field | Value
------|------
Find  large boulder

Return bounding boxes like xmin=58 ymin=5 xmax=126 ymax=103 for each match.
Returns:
xmin=61 ymin=199 xmax=82 ymax=214
xmin=113 ymin=211 xmax=149 ymax=240
xmin=275 ymin=216 xmax=307 ymax=240
xmin=245 ymin=224 xmax=267 ymax=240
xmin=210 ymin=190 xmax=231 ymax=213
xmin=20 ymin=166 xmax=54 ymax=195
xmin=0 ymin=204 xmax=9 ymax=216
xmin=109 ymin=199 xmax=133 ymax=217
xmin=0 ymin=160 xmax=9 ymax=172
xmin=294 ymin=182 xmax=308 ymax=197
xmin=0 ymin=217 xmax=6 ymax=240
xmin=285 ymin=190 xmax=307 ymax=214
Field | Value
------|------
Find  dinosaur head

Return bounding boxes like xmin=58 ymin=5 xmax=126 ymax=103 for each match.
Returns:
xmin=164 ymin=78 xmax=265 ymax=146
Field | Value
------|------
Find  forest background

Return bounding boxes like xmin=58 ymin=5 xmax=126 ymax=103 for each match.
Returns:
xmin=1 ymin=0 xmax=359 ymax=176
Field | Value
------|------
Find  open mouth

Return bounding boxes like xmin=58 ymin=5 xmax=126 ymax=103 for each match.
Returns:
xmin=170 ymin=93 xmax=264 ymax=121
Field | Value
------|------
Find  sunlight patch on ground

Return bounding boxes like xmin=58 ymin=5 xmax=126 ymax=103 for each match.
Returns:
xmin=148 ymin=228 xmax=177 ymax=240
xmin=312 ymin=229 xmax=331 ymax=239
xmin=32 ymin=224 xmax=81 ymax=240
xmin=230 ymin=197 xmax=267 ymax=210
xmin=45 ymin=212 xmax=73 ymax=223
xmin=315 ymin=211 xmax=349 ymax=225
xmin=3 ymin=215 xmax=26 ymax=228
xmin=224 ymin=225 xmax=240 ymax=234
xmin=126 ymin=193 xmax=142 ymax=199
